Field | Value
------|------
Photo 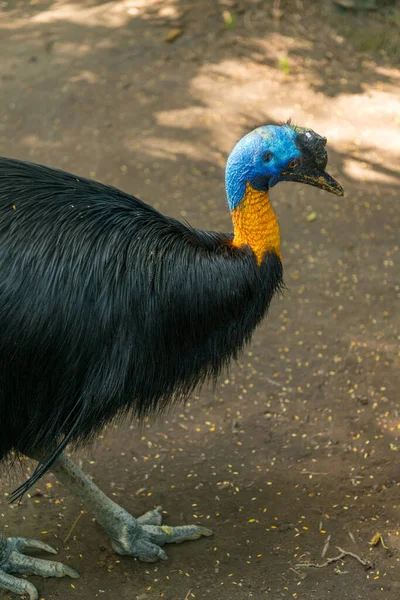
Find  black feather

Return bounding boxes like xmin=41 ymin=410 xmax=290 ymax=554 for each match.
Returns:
xmin=0 ymin=158 xmax=283 ymax=500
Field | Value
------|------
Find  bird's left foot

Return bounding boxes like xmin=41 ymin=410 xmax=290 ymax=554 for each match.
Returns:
xmin=110 ymin=506 xmax=213 ymax=562
xmin=0 ymin=536 xmax=79 ymax=600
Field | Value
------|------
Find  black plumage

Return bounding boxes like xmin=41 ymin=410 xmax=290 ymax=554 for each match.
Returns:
xmin=0 ymin=158 xmax=282 ymax=499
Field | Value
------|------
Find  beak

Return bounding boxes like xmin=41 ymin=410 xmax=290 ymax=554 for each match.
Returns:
xmin=281 ymin=168 xmax=344 ymax=197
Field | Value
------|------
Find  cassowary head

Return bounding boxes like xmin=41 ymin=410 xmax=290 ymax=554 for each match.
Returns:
xmin=226 ymin=121 xmax=344 ymax=210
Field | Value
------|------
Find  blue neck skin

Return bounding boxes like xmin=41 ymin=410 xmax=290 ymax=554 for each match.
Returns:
xmin=225 ymin=167 xmax=269 ymax=211
xmin=225 ymin=125 xmax=299 ymax=211
xmin=225 ymin=141 xmax=262 ymax=211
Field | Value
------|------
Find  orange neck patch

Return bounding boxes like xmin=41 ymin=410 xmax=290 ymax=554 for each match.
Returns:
xmin=231 ymin=182 xmax=281 ymax=265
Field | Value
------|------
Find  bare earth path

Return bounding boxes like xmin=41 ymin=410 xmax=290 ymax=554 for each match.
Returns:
xmin=0 ymin=1 xmax=399 ymax=599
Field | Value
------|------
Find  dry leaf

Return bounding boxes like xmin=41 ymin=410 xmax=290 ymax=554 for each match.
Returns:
xmin=222 ymin=10 xmax=236 ymax=29
xmin=370 ymin=532 xmax=388 ymax=549
xmin=165 ymin=28 xmax=184 ymax=43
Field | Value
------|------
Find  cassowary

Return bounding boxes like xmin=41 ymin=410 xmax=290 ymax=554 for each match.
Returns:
xmin=0 ymin=123 xmax=343 ymax=599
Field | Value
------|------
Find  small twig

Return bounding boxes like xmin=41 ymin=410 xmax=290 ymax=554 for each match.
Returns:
xmin=321 ymin=534 xmax=331 ymax=558
xmin=336 ymin=547 xmax=371 ymax=567
xmin=183 ymin=590 xmax=192 ymax=600
xmin=64 ymin=511 xmax=85 ymax=544
xmin=296 ymin=546 xmax=372 ymax=570
xmin=264 ymin=376 xmax=292 ymax=391
xmin=265 ymin=376 xmax=284 ymax=388
xmin=348 ymin=531 xmax=356 ymax=544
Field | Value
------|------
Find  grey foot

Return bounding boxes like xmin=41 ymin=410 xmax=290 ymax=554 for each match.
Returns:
xmin=111 ymin=505 xmax=213 ymax=562
xmin=0 ymin=537 xmax=79 ymax=600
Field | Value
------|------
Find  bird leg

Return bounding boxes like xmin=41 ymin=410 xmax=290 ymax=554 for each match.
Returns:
xmin=46 ymin=453 xmax=212 ymax=562
xmin=0 ymin=533 xmax=79 ymax=600
xmin=0 ymin=454 xmax=211 ymax=598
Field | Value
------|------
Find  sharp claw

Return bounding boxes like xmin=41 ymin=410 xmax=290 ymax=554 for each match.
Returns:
xmin=200 ymin=528 xmax=213 ymax=537
xmin=18 ymin=538 xmax=58 ymax=555
xmin=25 ymin=581 xmax=39 ymax=600
xmin=159 ymin=548 xmax=168 ymax=561
xmin=145 ymin=546 xmax=168 ymax=562
xmin=65 ymin=566 xmax=80 ymax=579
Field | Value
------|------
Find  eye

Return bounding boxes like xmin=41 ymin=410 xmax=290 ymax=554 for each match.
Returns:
xmin=263 ymin=151 xmax=273 ymax=163
xmin=288 ymin=158 xmax=300 ymax=169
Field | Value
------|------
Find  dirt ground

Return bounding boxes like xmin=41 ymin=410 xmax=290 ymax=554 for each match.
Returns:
xmin=0 ymin=1 xmax=400 ymax=599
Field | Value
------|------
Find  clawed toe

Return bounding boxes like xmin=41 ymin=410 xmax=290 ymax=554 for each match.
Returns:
xmin=111 ymin=509 xmax=213 ymax=562
xmin=137 ymin=505 xmax=163 ymax=526
xmin=0 ymin=570 xmax=39 ymax=600
xmin=0 ymin=536 xmax=79 ymax=599
xmin=11 ymin=537 xmax=58 ymax=554
xmin=143 ymin=523 xmax=213 ymax=546
xmin=131 ymin=539 xmax=168 ymax=563
xmin=9 ymin=551 xmax=79 ymax=579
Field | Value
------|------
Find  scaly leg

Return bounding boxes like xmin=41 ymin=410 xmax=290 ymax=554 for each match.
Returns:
xmin=0 ymin=533 xmax=78 ymax=600
xmin=47 ymin=453 xmax=212 ymax=562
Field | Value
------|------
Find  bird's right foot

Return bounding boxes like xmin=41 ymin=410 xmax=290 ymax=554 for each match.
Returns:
xmin=0 ymin=536 xmax=79 ymax=600
xmin=110 ymin=505 xmax=213 ymax=562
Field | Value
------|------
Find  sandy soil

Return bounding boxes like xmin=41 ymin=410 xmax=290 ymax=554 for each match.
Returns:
xmin=0 ymin=1 xmax=399 ymax=599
